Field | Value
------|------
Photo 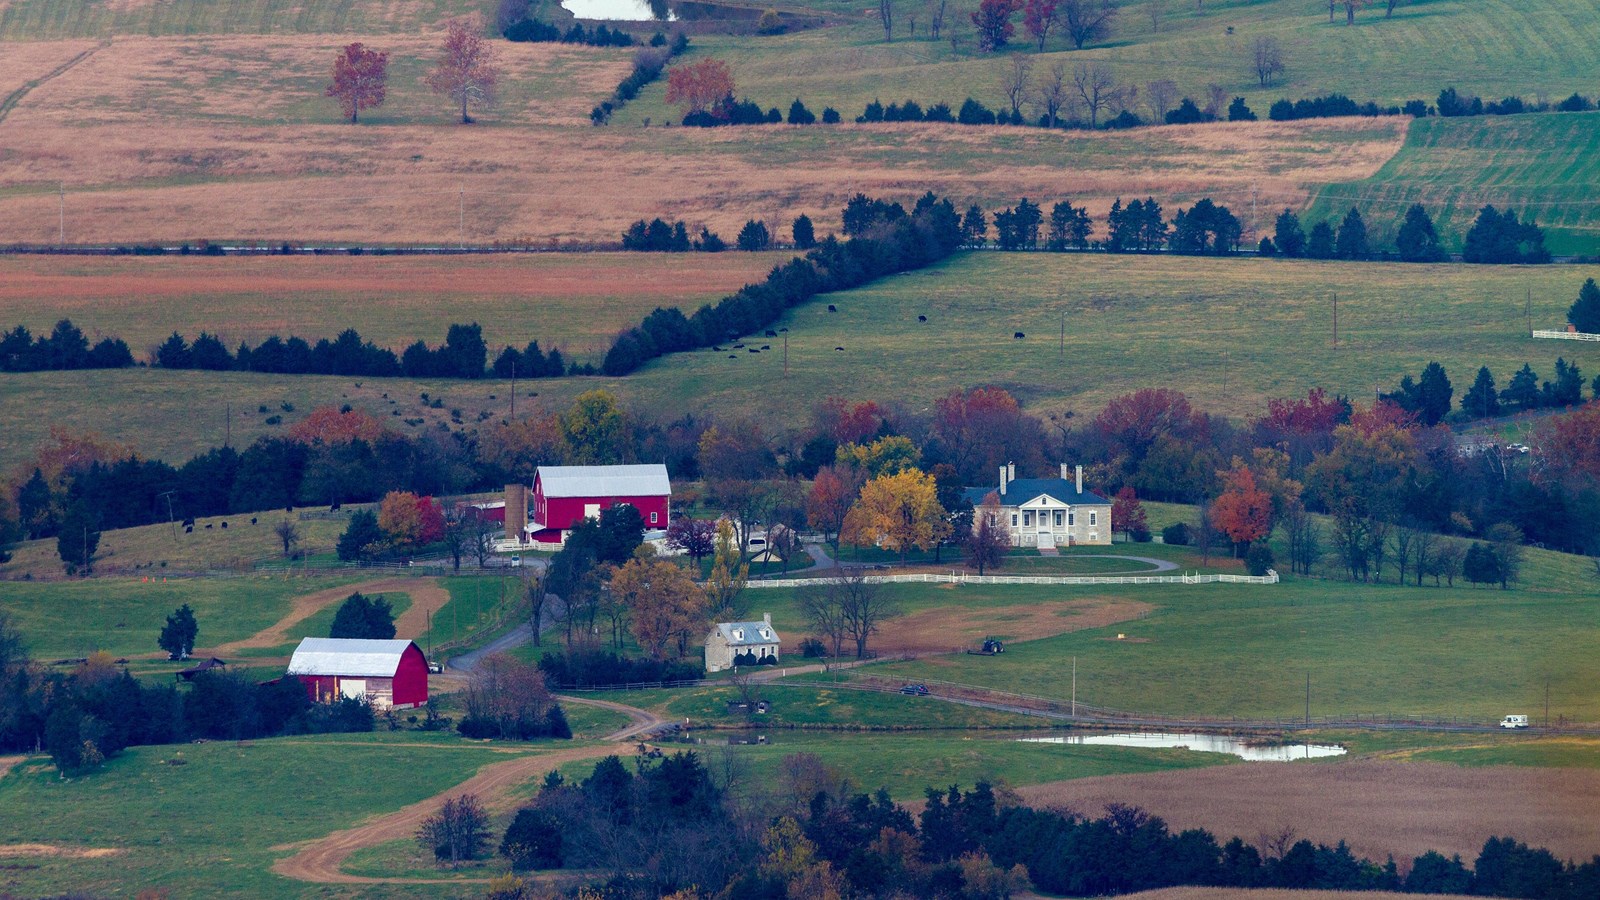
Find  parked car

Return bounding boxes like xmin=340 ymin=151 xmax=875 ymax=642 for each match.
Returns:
xmin=900 ymin=683 xmax=929 ymax=696
xmin=427 ymin=660 xmax=444 ymax=674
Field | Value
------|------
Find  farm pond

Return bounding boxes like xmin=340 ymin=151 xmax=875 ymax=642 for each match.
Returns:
xmin=1019 ymin=732 xmax=1348 ymax=761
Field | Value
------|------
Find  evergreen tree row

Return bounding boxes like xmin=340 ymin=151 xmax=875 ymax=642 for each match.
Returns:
xmin=602 ymin=191 xmax=965 ymax=375
xmin=1264 ymin=203 xmax=1548 ymax=263
xmin=0 ymin=320 xmax=134 ymax=372
xmin=502 ymin=18 xmax=636 ymax=46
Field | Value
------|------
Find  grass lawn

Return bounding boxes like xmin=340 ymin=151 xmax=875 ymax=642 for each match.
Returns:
xmin=0 ymin=732 xmax=550 ymax=898
xmin=0 ymin=575 xmax=361 ymax=661
xmin=231 ymin=590 xmax=414 ymax=660
xmin=1307 ymin=111 xmax=1600 ymax=256
xmin=590 ymin=682 xmax=1044 ymax=729
xmin=865 ymin=545 xmax=1600 ymax=722
xmin=1410 ymin=738 xmax=1600 ymax=769
xmin=420 ymin=576 xmax=522 ymax=656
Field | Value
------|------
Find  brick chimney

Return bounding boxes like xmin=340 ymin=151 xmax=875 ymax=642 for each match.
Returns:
xmin=998 ymin=465 xmax=1008 ymax=495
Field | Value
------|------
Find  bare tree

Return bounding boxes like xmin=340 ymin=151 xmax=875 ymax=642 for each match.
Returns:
xmin=1390 ymin=519 xmax=1421 ymax=586
xmin=1001 ymin=54 xmax=1034 ymax=119
xmin=929 ymin=0 xmax=948 ymax=39
xmin=1280 ymin=502 xmax=1320 ymax=576
xmin=1072 ymin=62 xmax=1122 ymax=128
xmin=966 ymin=498 xmax=1011 ymax=574
xmin=1145 ymin=78 xmax=1178 ymax=121
xmin=727 ymin=668 xmax=765 ymax=722
xmin=273 ymin=519 xmax=300 ymax=557
xmin=879 ymin=0 xmax=894 ymax=40
xmin=440 ymin=505 xmax=468 ymax=572
xmin=1145 ymin=0 xmax=1163 ymax=31
xmin=427 ymin=17 xmax=498 ymax=124
xmin=469 ymin=508 xmax=496 ymax=568
xmin=797 ymin=579 xmax=849 ymax=659
xmin=1034 ymin=61 xmax=1070 ymax=128
xmin=837 ymin=570 xmax=899 ymax=658
xmin=1385 ymin=0 xmax=1401 ymax=16
xmin=1059 ymin=0 xmax=1117 ymax=49
xmin=524 ymin=569 xmax=552 ymax=646
xmin=417 ymin=794 xmax=491 ymax=866
xmin=1411 ymin=527 xmax=1438 ymax=587
xmin=1203 ymin=82 xmax=1229 ymax=119
xmin=1250 ymin=35 xmax=1285 ymax=86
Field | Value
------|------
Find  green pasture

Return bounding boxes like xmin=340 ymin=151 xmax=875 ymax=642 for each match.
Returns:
xmin=231 ymin=589 xmax=414 ymax=659
xmin=0 ymin=733 xmax=562 ymax=898
xmin=621 ymin=0 xmax=1600 ymax=124
xmin=1410 ymin=739 xmax=1600 ymax=769
xmin=0 ymin=574 xmax=360 ymax=661
xmin=1308 ymin=111 xmax=1600 ymax=257
xmin=865 ymin=545 xmax=1600 ymax=722
xmin=0 ymin=0 xmax=479 ymax=38
xmin=11 ymin=251 xmax=1598 ymax=471
xmin=422 ymin=575 xmax=522 ymax=655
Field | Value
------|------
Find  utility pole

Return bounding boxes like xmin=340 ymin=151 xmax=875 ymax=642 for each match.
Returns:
xmin=224 ymin=402 xmax=232 ymax=448
xmin=782 ymin=332 xmax=789 ymax=377
xmin=1071 ymin=656 xmax=1076 ymax=717
xmin=1249 ymin=182 xmax=1258 ymax=242
xmin=1332 ymin=293 xmax=1338 ymax=349
xmin=1305 ymin=671 xmax=1311 ymax=726
xmin=1059 ymin=311 xmax=1065 ymax=355
xmin=1526 ymin=287 xmax=1532 ymax=335
xmin=160 ymin=490 xmax=178 ymax=543
xmin=58 ymin=183 xmax=65 ymax=247
xmin=458 ymin=185 xmax=465 ymax=250
xmin=510 ymin=360 xmax=516 ymax=420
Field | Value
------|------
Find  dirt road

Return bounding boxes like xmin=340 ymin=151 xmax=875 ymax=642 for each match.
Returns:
xmin=210 ymin=577 xmax=450 ymax=656
xmin=271 ymin=694 xmax=663 ymax=884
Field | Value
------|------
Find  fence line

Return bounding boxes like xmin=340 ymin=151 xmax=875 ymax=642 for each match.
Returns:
xmin=1532 ymin=329 xmax=1600 ymax=342
xmin=745 ymin=570 xmax=1279 ymax=589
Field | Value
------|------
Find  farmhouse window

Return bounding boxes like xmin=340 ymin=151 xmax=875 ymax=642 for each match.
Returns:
xmin=1090 ymin=512 xmax=1098 ymax=526
xmin=1054 ymin=511 xmax=1064 ymax=528
xmin=1011 ymin=514 xmax=1018 ymax=527
xmin=1068 ymin=513 xmax=1075 ymax=527
xmin=986 ymin=513 xmax=997 ymax=526
xmin=1023 ymin=512 xmax=1033 ymax=526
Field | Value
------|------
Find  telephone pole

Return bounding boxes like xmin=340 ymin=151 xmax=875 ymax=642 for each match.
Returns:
xmin=1305 ymin=671 xmax=1311 ymax=725
xmin=782 ymin=333 xmax=789 ymax=377
xmin=58 ymin=183 xmax=65 ymax=246
xmin=1071 ymin=656 xmax=1077 ymax=717
xmin=458 ymin=185 xmax=465 ymax=250
xmin=1526 ymin=287 xmax=1532 ymax=335
xmin=1331 ymin=293 xmax=1338 ymax=349
xmin=160 ymin=490 xmax=178 ymax=542
xmin=510 ymin=360 xmax=517 ymax=420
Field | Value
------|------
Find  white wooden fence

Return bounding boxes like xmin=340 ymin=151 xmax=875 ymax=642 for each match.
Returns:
xmin=1532 ymin=330 xmax=1600 ymax=342
xmin=745 ymin=570 xmax=1279 ymax=589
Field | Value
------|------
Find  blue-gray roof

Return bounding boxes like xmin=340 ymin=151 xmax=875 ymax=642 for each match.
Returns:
xmin=961 ymin=478 xmax=1110 ymax=508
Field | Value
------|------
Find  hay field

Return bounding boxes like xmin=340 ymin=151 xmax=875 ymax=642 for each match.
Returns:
xmin=1307 ymin=111 xmax=1600 ymax=257
xmin=0 ymin=251 xmax=789 ymax=353
xmin=0 ymin=0 xmax=482 ymax=38
xmin=1018 ymin=759 xmax=1600 ymax=865
xmin=0 ymin=29 xmax=1407 ymax=244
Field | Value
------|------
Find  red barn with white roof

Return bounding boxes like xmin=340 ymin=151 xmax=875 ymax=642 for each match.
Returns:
xmin=286 ymin=638 xmax=428 ymax=709
xmin=523 ymin=464 xmax=671 ymax=545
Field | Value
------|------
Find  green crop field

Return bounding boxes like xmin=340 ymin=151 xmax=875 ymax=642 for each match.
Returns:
xmin=0 ymin=733 xmax=570 ymax=898
xmin=861 ymin=544 xmax=1600 ymax=722
xmin=1307 ymin=111 xmax=1600 ymax=257
xmin=8 ymin=253 xmax=1599 ymax=471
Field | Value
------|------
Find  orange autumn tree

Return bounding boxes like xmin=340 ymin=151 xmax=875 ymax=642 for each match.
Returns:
xmin=378 ymin=491 xmax=445 ymax=548
xmin=289 ymin=406 xmax=388 ymax=445
xmin=427 ymin=17 xmax=499 ymax=123
xmin=806 ymin=464 xmax=861 ymax=550
xmin=1211 ymin=462 xmax=1272 ymax=555
xmin=666 ymin=58 xmax=734 ymax=117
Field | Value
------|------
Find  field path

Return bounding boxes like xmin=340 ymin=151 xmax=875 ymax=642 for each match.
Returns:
xmin=272 ymin=692 xmax=662 ymax=884
xmin=0 ymin=754 xmax=26 ymax=781
xmin=209 ymin=577 xmax=448 ymax=655
xmin=0 ymin=41 xmax=105 ymax=126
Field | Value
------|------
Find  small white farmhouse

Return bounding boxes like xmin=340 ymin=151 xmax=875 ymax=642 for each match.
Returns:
xmin=962 ymin=463 xmax=1113 ymax=548
xmin=705 ymin=613 xmax=781 ymax=673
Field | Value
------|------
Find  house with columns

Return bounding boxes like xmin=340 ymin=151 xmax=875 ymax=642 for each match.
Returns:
xmin=961 ymin=463 xmax=1113 ymax=548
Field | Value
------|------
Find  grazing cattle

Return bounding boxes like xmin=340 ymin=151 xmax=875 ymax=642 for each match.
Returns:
xmin=733 ymin=343 xmax=745 ymax=348
xmin=729 ymin=354 xmax=738 ymax=359
xmin=1014 ymin=332 xmax=1026 ymax=339
xmin=827 ymin=305 xmax=837 ymax=312
xmin=184 ymin=525 xmax=193 ymax=534
xmin=221 ymin=521 xmax=228 ymax=529
xmin=918 ymin=315 xmax=927 ymax=322
xmin=748 ymin=348 xmax=760 ymax=353
xmin=765 ymin=330 xmax=778 ymax=337
xmin=760 ymin=345 xmax=770 ymax=350
xmin=249 ymin=517 xmax=257 ymax=525
xmin=331 ymin=502 xmax=341 ymax=511
xmin=835 ymin=346 xmax=845 ymax=351
xmin=779 ymin=327 xmax=788 ymax=332
xmin=205 ymin=524 xmax=213 ymax=529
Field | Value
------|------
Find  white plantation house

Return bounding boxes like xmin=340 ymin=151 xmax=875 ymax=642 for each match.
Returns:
xmin=705 ymin=613 xmax=782 ymax=673
xmin=962 ymin=463 xmax=1113 ymax=548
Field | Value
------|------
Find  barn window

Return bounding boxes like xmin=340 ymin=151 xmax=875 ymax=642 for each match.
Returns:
xmin=650 ymin=512 xmax=658 ymax=524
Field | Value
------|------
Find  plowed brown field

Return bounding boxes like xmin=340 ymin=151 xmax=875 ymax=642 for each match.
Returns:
xmin=1019 ymin=760 xmax=1600 ymax=865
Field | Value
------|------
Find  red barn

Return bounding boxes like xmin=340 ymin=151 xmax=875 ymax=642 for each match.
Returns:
xmin=523 ymin=464 xmax=671 ymax=545
xmin=286 ymin=638 xmax=428 ymax=709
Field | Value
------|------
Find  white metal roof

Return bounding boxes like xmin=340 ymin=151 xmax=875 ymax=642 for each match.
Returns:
xmin=287 ymin=638 xmax=417 ymax=677
xmin=714 ymin=621 xmax=781 ymax=647
xmin=535 ymin=464 xmax=670 ymax=498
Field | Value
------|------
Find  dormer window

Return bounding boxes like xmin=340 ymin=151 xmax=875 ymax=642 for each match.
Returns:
xmin=734 ymin=629 xmax=743 ymax=641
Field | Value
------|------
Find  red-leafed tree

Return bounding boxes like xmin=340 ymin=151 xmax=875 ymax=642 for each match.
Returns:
xmin=806 ymin=464 xmax=861 ymax=550
xmin=1111 ymin=486 xmax=1147 ymax=540
xmin=665 ymin=58 xmax=734 ymax=116
xmin=326 ymin=42 xmax=389 ymax=123
xmin=815 ymin=397 xmax=886 ymax=444
xmin=1211 ymin=463 xmax=1272 ymax=555
xmin=933 ymin=386 xmax=1038 ymax=483
xmin=1094 ymin=388 xmax=1209 ymax=463
xmin=1022 ymin=0 xmax=1057 ymax=50
xmin=971 ymin=0 xmax=1020 ymax=51
xmin=427 ymin=17 xmax=499 ymax=123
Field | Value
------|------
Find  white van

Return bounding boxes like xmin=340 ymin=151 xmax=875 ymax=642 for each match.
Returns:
xmin=1499 ymin=714 xmax=1529 ymax=729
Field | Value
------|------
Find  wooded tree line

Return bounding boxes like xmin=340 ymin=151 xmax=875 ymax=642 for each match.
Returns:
xmin=484 ymin=750 xmax=1600 ymax=899
xmin=0 ymin=320 xmax=571 ymax=379
xmin=601 ymin=191 xmax=965 ymax=376
xmin=0 ymin=616 xmax=377 ymax=775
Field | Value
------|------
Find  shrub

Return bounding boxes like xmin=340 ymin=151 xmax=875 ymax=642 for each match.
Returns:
xmin=1245 ymin=542 xmax=1274 ymax=576
xmin=1162 ymin=522 xmax=1192 ymax=545
xmin=501 ymin=808 xmax=564 ymax=870
xmin=800 ymin=637 xmax=827 ymax=657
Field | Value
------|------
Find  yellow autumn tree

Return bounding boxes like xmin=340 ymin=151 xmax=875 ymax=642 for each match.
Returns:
xmin=706 ymin=518 xmax=748 ymax=618
xmin=841 ymin=467 xmax=951 ymax=564
xmin=612 ymin=548 xmax=709 ymax=660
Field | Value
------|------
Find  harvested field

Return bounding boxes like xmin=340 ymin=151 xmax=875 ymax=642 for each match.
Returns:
xmin=0 ymin=252 xmax=789 ymax=353
xmin=0 ymin=844 xmax=123 ymax=859
xmin=0 ymin=74 xmax=1407 ymax=243
xmin=0 ymin=39 xmax=102 ymax=115
xmin=874 ymin=597 xmax=1153 ymax=653
xmin=1017 ymin=760 xmax=1600 ymax=865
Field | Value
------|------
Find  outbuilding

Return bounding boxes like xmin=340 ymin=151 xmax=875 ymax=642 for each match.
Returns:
xmin=286 ymin=638 xmax=429 ymax=709
xmin=519 ymin=463 xmax=672 ymax=546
